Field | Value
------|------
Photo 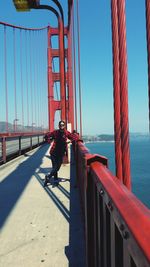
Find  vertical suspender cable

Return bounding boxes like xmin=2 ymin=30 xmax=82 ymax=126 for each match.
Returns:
xmin=76 ymin=0 xmax=82 ymax=137
xmin=4 ymin=26 xmax=8 ymax=132
xmin=72 ymin=3 xmax=78 ymax=132
xmin=25 ymin=31 xmax=29 ymax=126
xmin=111 ymin=0 xmax=123 ymax=181
xmin=40 ymin=31 xmax=46 ymax=131
xmin=35 ymin=31 xmax=39 ymax=129
xmin=68 ymin=5 xmax=74 ymax=131
xmin=117 ymin=0 xmax=131 ymax=189
xmin=39 ymin=31 xmax=42 ymax=128
xmin=30 ymin=31 xmax=33 ymax=129
xmin=20 ymin=29 xmax=24 ymax=127
xmin=13 ymin=28 xmax=17 ymax=131
xmin=33 ymin=31 xmax=37 ymax=129
xmin=145 ymin=0 xmax=150 ymax=133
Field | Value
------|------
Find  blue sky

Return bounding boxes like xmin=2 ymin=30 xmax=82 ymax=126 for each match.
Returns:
xmin=0 ymin=0 xmax=149 ymax=134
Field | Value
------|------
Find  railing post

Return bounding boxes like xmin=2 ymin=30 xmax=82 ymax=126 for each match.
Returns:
xmin=30 ymin=136 xmax=32 ymax=150
xmin=84 ymin=154 xmax=108 ymax=267
xmin=2 ymin=137 xmax=6 ymax=163
xmin=19 ymin=136 xmax=21 ymax=155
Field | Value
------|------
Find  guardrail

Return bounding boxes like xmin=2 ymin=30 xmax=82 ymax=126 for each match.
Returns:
xmin=75 ymin=141 xmax=150 ymax=267
xmin=0 ymin=132 xmax=45 ymax=164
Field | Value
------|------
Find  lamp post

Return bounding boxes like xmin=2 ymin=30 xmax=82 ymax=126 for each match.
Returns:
xmin=32 ymin=122 xmax=36 ymax=132
xmin=13 ymin=118 xmax=19 ymax=132
xmin=13 ymin=0 xmax=67 ymax=128
xmin=13 ymin=0 xmax=40 ymax=11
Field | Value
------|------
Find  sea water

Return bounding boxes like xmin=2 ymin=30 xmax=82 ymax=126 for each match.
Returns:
xmin=86 ymin=138 xmax=150 ymax=209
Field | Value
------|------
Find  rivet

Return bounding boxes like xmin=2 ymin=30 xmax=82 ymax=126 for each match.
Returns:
xmin=100 ymin=189 xmax=104 ymax=195
xmin=108 ymin=201 xmax=113 ymax=211
xmin=123 ymin=231 xmax=129 ymax=239
xmin=119 ymin=224 xmax=125 ymax=231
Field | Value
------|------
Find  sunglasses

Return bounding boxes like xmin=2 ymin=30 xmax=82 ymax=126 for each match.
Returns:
xmin=59 ymin=124 xmax=65 ymax=127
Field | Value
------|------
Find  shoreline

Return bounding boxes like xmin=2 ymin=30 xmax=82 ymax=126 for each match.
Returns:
xmin=84 ymin=140 xmax=114 ymax=144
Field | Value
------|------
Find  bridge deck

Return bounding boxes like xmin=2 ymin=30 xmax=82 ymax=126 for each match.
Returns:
xmin=0 ymin=145 xmax=85 ymax=267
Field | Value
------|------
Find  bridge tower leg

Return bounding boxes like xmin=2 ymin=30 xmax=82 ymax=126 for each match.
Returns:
xmin=47 ymin=25 xmax=67 ymax=131
xmin=67 ymin=26 xmax=74 ymax=132
xmin=47 ymin=25 xmax=74 ymax=132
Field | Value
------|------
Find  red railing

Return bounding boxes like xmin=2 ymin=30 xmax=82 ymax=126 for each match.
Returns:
xmin=75 ymin=141 xmax=150 ymax=267
xmin=0 ymin=132 xmax=45 ymax=164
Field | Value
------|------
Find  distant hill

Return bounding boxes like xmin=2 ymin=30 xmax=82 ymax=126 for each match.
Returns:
xmin=0 ymin=122 xmax=14 ymax=132
xmin=83 ymin=133 xmax=149 ymax=142
xmin=83 ymin=134 xmax=114 ymax=142
xmin=0 ymin=121 xmax=47 ymax=133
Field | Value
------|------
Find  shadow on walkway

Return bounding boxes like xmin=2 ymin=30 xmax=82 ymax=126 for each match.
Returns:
xmin=35 ymin=147 xmax=86 ymax=266
xmin=0 ymin=144 xmax=49 ymax=229
xmin=34 ymin=173 xmax=70 ymax=223
xmin=65 ymin=149 xmax=86 ymax=267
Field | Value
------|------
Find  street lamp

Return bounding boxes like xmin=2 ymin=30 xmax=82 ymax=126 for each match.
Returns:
xmin=13 ymin=0 xmax=39 ymax=11
xmin=32 ymin=122 xmax=36 ymax=132
xmin=13 ymin=0 xmax=67 ymax=128
xmin=13 ymin=118 xmax=19 ymax=132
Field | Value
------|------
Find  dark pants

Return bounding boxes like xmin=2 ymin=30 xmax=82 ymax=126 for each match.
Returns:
xmin=49 ymin=154 xmax=63 ymax=179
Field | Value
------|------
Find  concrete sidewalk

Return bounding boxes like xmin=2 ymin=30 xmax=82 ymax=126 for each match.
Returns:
xmin=0 ymin=145 xmax=85 ymax=267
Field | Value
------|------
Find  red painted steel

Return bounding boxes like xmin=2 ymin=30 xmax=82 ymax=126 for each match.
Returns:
xmin=20 ymin=30 xmax=24 ymax=126
xmin=76 ymin=141 xmax=150 ymax=266
xmin=0 ymin=133 xmax=45 ymax=164
xmin=111 ymin=0 xmax=123 ymax=181
xmin=25 ymin=32 xmax=29 ymax=126
xmin=68 ymin=0 xmax=73 ymax=27
xmin=59 ymin=16 xmax=67 ymax=123
xmin=76 ymin=141 xmax=108 ymax=214
xmin=45 ymin=0 xmax=75 ymax=130
xmin=50 ymin=0 xmax=68 ymax=125
xmin=76 ymin=0 xmax=82 ymax=137
xmin=29 ymin=31 xmax=34 ymax=128
xmin=2 ymin=138 xmax=6 ymax=163
xmin=68 ymin=25 xmax=75 ymax=131
xmin=13 ymin=28 xmax=17 ymax=131
xmin=35 ymin=5 xmax=67 ymax=130
xmin=47 ymin=24 xmax=67 ymax=131
xmin=2 ymin=1 xmax=150 ymax=265
xmin=0 ymin=21 xmax=47 ymax=31
xmin=145 ymin=0 xmax=150 ymax=132
xmin=47 ymin=26 xmax=54 ymax=131
xmin=91 ymin=162 xmax=150 ymax=265
xmin=4 ymin=26 xmax=8 ymax=133
xmin=117 ymin=0 xmax=131 ymax=189
xmin=72 ymin=5 xmax=78 ymax=131
xmin=0 ymin=132 xmax=46 ymax=137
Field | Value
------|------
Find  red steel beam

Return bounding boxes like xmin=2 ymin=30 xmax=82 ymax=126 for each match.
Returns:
xmin=35 ymin=5 xmax=67 ymax=129
xmin=47 ymin=26 xmax=54 ymax=131
xmin=76 ymin=141 xmax=150 ymax=266
xmin=91 ymin=161 xmax=150 ymax=265
xmin=67 ymin=22 xmax=74 ymax=131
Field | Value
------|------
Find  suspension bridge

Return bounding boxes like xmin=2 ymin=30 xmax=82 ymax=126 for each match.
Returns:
xmin=0 ymin=1 xmax=150 ymax=266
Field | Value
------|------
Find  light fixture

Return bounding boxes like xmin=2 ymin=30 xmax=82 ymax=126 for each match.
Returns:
xmin=13 ymin=0 xmax=40 ymax=11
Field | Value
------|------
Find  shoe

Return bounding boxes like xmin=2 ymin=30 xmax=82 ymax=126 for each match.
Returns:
xmin=54 ymin=178 xmax=59 ymax=186
xmin=44 ymin=175 xmax=50 ymax=187
xmin=54 ymin=172 xmax=58 ymax=180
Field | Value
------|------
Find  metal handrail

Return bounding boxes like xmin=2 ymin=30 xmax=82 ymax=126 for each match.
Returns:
xmin=75 ymin=141 xmax=150 ymax=267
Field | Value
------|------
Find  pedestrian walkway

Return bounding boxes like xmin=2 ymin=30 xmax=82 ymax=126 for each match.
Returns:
xmin=0 ymin=144 xmax=85 ymax=267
